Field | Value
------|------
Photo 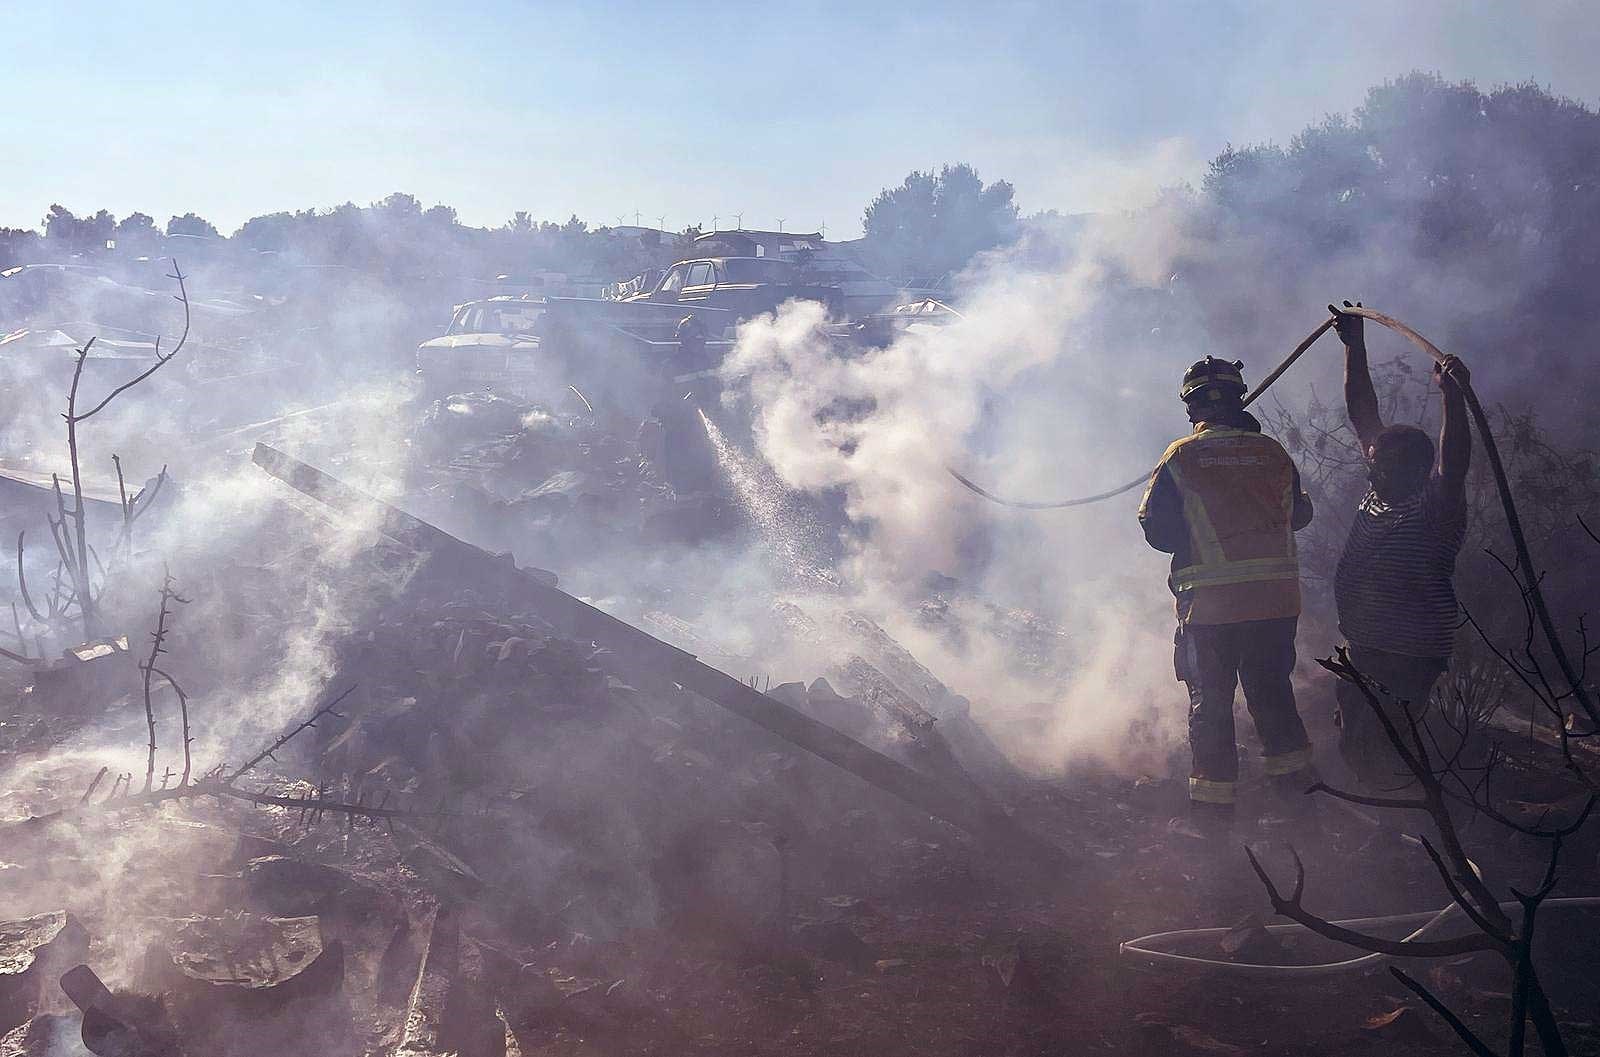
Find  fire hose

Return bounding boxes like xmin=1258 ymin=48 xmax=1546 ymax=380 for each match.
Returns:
xmin=1118 ymin=896 xmax=1600 ymax=977
xmin=945 ymin=317 xmax=1336 ymax=508
xmin=949 ymin=305 xmax=1597 ymax=724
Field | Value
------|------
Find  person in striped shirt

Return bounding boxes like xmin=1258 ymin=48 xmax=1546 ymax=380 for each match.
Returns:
xmin=1330 ymin=301 xmax=1472 ymax=790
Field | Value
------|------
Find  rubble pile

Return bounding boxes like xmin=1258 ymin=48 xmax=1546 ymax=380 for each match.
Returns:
xmin=311 ymin=561 xmax=979 ymax=918
xmin=0 ymin=492 xmax=1016 ymax=1055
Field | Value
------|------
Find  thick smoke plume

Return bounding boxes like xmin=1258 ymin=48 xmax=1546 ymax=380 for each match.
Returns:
xmin=720 ymin=209 xmax=1208 ymax=772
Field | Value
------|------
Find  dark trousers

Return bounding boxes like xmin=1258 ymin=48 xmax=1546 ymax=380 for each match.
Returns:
xmin=1334 ymin=644 xmax=1447 ymax=791
xmin=1177 ymin=617 xmax=1312 ymax=803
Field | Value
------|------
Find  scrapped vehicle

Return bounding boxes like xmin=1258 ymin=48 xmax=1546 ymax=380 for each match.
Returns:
xmin=415 ymin=296 xmax=551 ymax=398
xmin=629 ymin=257 xmax=843 ymax=321
xmin=674 ymin=229 xmax=939 ymax=318
xmin=415 ymin=293 xmax=738 ymax=409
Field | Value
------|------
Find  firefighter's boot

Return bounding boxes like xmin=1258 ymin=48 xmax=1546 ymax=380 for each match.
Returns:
xmin=1264 ymin=768 xmax=1322 ymax=834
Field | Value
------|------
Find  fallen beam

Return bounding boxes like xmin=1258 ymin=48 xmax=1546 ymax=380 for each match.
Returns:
xmin=395 ymin=904 xmax=458 ymax=1057
xmin=252 ymin=443 xmax=1057 ymax=860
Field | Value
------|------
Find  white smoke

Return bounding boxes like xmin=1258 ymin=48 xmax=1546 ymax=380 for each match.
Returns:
xmin=719 ymin=208 xmax=1215 ymax=771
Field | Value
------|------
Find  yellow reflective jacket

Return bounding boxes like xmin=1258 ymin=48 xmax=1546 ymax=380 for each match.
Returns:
xmin=1138 ymin=420 xmax=1313 ymax=625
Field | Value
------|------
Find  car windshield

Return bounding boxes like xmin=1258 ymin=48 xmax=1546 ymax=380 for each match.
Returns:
xmin=718 ymin=259 xmax=796 ymax=284
xmin=450 ymin=303 xmax=544 ymax=335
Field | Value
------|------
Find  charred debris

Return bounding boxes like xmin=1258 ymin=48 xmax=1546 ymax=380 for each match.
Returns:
xmin=0 ymin=253 xmax=1059 ymax=1057
xmin=1 ymin=248 xmax=1598 ymax=1057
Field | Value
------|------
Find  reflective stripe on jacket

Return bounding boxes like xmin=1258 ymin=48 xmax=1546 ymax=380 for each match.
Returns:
xmin=1139 ymin=424 xmax=1307 ymax=625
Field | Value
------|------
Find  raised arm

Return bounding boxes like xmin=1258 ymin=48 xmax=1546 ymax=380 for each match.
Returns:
xmin=1433 ymin=354 xmax=1472 ymax=504
xmin=1331 ymin=300 xmax=1382 ymax=451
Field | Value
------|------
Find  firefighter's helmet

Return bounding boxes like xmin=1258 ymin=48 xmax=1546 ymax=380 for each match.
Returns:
xmin=1180 ymin=357 xmax=1247 ymax=405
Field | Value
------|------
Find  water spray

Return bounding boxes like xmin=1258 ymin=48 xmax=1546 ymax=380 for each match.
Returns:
xmin=698 ymin=409 xmax=832 ymax=585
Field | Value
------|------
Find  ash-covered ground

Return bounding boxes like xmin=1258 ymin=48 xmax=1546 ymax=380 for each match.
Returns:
xmin=2 ymin=335 xmax=1596 ymax=1057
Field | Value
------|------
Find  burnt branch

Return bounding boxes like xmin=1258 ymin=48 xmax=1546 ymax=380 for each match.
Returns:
xmin=15 ymin=532 xmax=44 ymax=623
xmin=113 ymin=453 xmax=130 ymax=538
xmin=54 ymin=262 xmax=189 ymax=636
xmin=1390 ymin=968 xmax=1498 ymax=1057
xmin=226 ymin=785 xmax=427 ymax=824
xmin=1417 ymin=835 xmax=1511 ymax=943
xmin=225 ymin=685 xmax=358 ymax=785
xmin=114 ymin=458 xmax=168 ymax=553
xmin=150 ymin=666 xmax=193 ymax=787
xmin=139 ymin=573 xmax=191 ymax=792
xmin=1274 ymin=643 xmax=1598 ymax=1053
xmin=1580 ymin=513 xmax=1599 ymax=549
xmin=80 ymin=767 xmax=109 ymax=803
xmin=1319 ymin=649 xmax=1510 ymax=926
xmin=9 ymin=771 xmax=438 ymax=832
xmin=128 ymin=467 xmax=167 ymax=525
xmin=71 ymin=263 xmax=190 ymax=424
xmin=1306 ymin=780 xmax=1428 ymax=812
xmin=1243 ymin=844 xmax=1495 ymax=958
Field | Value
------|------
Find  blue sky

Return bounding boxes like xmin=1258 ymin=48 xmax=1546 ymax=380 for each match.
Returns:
xmin=6 ymin=1 xmax=1599 ymax=237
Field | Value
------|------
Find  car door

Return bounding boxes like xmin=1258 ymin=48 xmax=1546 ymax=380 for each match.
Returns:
xmin=679 ymin=261 xmax=717 ymax=306
xmin=651 ymin=264 xmax=689 ymax=303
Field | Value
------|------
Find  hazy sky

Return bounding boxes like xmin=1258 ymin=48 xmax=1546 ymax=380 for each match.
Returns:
xmin=7 ymin=1 xmax=1600 ymax=237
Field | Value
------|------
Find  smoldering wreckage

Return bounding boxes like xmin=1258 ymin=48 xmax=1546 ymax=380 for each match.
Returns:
xmin=0 ymin=235 xmax=1597 ymax=1057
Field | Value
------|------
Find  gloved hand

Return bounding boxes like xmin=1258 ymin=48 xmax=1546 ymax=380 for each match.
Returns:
xmin=1328 ymin=299 xmax=1365 ymax=349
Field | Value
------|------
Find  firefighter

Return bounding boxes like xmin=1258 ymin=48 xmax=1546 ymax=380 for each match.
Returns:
xmin=1138 ymin=357 xmax=1317 ymax=839
xmin=638 ymin=315 xmax=718 ymax=493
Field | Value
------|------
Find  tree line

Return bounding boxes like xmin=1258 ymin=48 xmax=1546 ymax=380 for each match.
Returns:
xmin=5 ymin=72 xmax=1600 ymax=304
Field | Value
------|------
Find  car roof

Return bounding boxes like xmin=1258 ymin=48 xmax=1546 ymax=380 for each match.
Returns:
xmin=458 ymin=295 xmax=544 ymax=308
xmin=672 ymin=257 xmax=789 ymax=266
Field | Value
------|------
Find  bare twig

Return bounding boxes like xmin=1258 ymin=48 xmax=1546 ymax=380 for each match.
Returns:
xmin=61 ymin=347 xmax=94 ymax=634
xmin=1390 ymin=968 xmax=1498 ymax=1057
xmin=9 ymin=775 xmax=435 ymax=831
xmin=72 ymin=263 xmax=190 ymax=423
xmin=57 ymin=262 xmax=189 ymax=637
xmin=1416 ymin=835 xmax=1511 ymax=943
xmin=47 ymin=477 xmax=78 ymax=580
xmin=128 ymin=466 xmax=167 ymax=525
xmin=150 ymin=666 xmax=193 ymax=787
xmin=16 ymin=532 xmax=44 ymax=623
xmin=224 ymin=685 xmax=357 ymax=785
xmin=1305 ymin=780 xmax=1428 ymax=812
xmin=139 ymin=573 xmax=190 ymax=792
xmin=227 ymin=785 xmax=424 ymax=823
xmin=80 ymin=767 xmax=108 ymax=803
xmin=1319 ymin=650 xmax=1510 ymax=928
xmin=114 ymin=459 xmax=168 ymax=553
xmin=1243 ymin=844 xmax=1496 ymax=958
xmin=113 ymin=453 xmax=130 ymax=541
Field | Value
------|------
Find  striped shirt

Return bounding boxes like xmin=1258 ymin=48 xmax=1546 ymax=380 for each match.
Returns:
xmin=1335 ymin=478 xmax=1466 ymax=659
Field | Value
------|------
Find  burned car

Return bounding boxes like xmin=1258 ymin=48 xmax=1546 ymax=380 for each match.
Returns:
xmin=415 ymin=291 xmax=740 ymax=414
xmin=415 ymin=295 xmax=552 ymax=399
xmin=629 ymin=257 xmax=843 ymax=320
